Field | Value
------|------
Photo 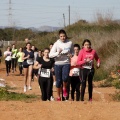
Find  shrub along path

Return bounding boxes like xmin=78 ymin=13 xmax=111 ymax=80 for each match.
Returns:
xmin=0 ymin=63 xmax=120 ymax=120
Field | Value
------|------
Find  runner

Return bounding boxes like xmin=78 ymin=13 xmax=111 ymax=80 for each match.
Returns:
xmin=4 ymin=46 xmax=12 ymax=76
xmin=16 ymin=47 xmax=24 ymax=76
xmin=11 ymin=44 xmax=18 ymax=73
xmin=49 ymin=43 xmax=55 ymax=101
xmin=49 ymin=29 xmax=74 ymax=101
xmin=67 ymin=44 xmax=81 ymax=101
xmin=33 ymin=48 xmax=54 ymax=101
xmin=22 ymin=42 xmax=34 ymax=92
xmin=31 ymin=45 xmax=38 ymax=81
xmin=77 ymin=39 xmax=100 ymax=101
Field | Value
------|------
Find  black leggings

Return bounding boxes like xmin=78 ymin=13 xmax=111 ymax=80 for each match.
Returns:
xmin=67 ymin=76 xmax=81 ymax=101
xmin=80 ymin=68 xmax=94 ymax=101
xmin=11 ymin=58 xmax=17 ymax=70
xmin=5 ymin=60 xmax=11 ymax=74
xmin=18 ymin=62 xmax=23 ymax=74
xmin=38 ymin=76 xmax=53 ymax=101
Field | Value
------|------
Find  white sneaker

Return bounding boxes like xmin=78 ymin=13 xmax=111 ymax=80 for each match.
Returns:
xmin=28 ymin=86 xmax=32 ymax=90
xmin=24 ymin=86 xmax=27 ymax=92
xmin=50 ymin=96 xmax=55 ymax=101
xmin=53 ymin=81 xmax=56 ymax=86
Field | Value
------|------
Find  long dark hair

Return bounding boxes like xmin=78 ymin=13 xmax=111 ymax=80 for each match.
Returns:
xmin=59 ymin=29 xmax=70 ymax=39
xmin=82 ymin=39 xmax=91 ymax=47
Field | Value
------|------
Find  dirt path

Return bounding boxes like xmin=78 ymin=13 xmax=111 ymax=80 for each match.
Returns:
xmin=0 ymin=63 xmax=120 ymax=120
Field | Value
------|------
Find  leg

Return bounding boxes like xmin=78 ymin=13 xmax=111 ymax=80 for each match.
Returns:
xmin=88 ymin=69 xmax=94 ymax=100
xmin=5 ymin=60 xmax=9 ymax=74
xmin=66 ymin=76 xmax=71 ymax=100
xmin=62 ymin=64 xmax=70 ymax=98
xmin=28 ymin=65 xmax=33 ymax=88
xmin=11 ymin=58 xmax=14 ymax=72
xmin=80 ymin=68 xmax=88 ymax=101
xmin=14 ymin=58 xmax=17 ymax=71
xmin=54 ymin=65 xmax=62 ymax=99
xmin=75 ymin=77 xmax=80 ymax=101
xmin=38 ymin=77 xmax=47 ymax=101
xmin=71 ymin=77 xmax=76 ymax=101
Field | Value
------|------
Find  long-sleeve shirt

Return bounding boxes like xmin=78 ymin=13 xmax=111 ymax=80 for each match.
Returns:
xmin=77 ymin=48 xmax=100 ymax=69
xmin=49 ymin=39 xmax=74 ymax=65
xmin=69 ymin=55 xmax=80 ymax=76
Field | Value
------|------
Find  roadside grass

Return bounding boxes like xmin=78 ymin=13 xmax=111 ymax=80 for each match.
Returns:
xmin=0 ymin=87 xmax=38 ymax=101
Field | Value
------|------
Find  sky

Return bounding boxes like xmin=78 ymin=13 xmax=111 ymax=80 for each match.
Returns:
xmin=0 ymin=0 xmax=120 ymax=28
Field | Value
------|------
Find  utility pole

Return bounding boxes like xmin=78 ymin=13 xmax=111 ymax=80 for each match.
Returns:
xmin=8 ymin=0 xmax=12 ymax=27
xmin=68 ymin=5 xmax=70 ymax=26
xmin=63 ymin=13 xmax=65 ymax=27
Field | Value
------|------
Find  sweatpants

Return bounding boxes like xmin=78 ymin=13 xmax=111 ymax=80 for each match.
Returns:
xmin=5 ymin=60 xmax=11 ymax=74
xmin=18 ymin=62 xmax=23 ymax=74
xmin=11 ymin=58 xmax=17 ymax=70
xmin=80 ymin=68 xmax=94 ymax=101
xmin=38 ymin=76 xmax=53 ymax=101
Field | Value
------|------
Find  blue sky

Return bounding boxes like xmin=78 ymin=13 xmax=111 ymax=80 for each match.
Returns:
xmin=0 ymin=0 xmax=120 ymax=28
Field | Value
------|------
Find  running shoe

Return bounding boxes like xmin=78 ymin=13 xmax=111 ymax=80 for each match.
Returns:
xmin=63 ymin=88 xmax=68 ymax=98
xmin=28 ymin=86 xmax=32 ymax=90
xmin=56 ymin=97 xmax=61 ymax=101
xmin=50 ymin=96 xmax=55 ymax=101
xmin=24 ymin=86 xmax=27 ymax=92
xmin=89 ymin=98 xmax=92 ymax=102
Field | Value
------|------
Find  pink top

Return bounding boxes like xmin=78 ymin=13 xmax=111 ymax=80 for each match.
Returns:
xmin=69 ymin=55 xmax=80 ymax=76
xmin=77 ymin=48 xmax=100 ymax=69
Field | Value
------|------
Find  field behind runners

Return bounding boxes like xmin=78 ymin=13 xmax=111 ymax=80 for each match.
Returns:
xmin=0 ymin=63 xmax=120 ymax=120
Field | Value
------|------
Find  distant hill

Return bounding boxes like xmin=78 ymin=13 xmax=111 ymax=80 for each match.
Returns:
xmin=0 ymin=26 xmax=62 ymax=32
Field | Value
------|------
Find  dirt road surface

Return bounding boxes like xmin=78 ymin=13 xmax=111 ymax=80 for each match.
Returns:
xmin=0 ymin=63 xmax=120 ymax=120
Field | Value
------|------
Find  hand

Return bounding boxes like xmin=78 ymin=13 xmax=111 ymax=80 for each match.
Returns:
xmin=59 ymin=49 xmax=63 ymax=54
xmin=85 ymin=58 xmax=90 ymax=63
xmin=27 ymin=54 xmax=30 ymax=58
xmin=67 ymin=53 xmax=73 ymax=58
xmin=96 ymin=63 xmax=100 ymax=69
xmin=38 ymin=64 xmax=42 ymax=68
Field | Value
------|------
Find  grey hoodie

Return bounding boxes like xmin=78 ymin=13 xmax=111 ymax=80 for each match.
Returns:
xmin=49 ymin=39 xmax=74 ymax=65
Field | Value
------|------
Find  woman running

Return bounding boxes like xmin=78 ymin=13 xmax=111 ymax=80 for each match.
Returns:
xmin=33 ymin=48 xmax=54 ymax=101
xmin=67 ymin=44 xmax=81 ymax=101
xmin=4 ymin=46 xmax=12 ymax=76
xmin=16 ymin=47 xmax=24 ymax=76
xmin=11 ymin=44 xmax=18 ymax=73
xmin=49 ymin=29 xmax=74 ymax=101
xmin=22 ymin=42 xmax=34 ymax=92
xmin=77 ymin=39 xmax=100 ymax=101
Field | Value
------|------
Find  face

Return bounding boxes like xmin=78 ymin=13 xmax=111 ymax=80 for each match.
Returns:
xmin=38 ymin=50 xmax=42 ymax=55
xmin=59 ymin=33 xmax=66 ymax=42
xmin=43 ymin=49 xmax=49 ymax=58
xmin=74 ymin=47 xmax=79 ymax=55
xmin=83 ymin=42 xmax=91 ymax=50
xmin=26 ymin=44 xmax=31 ymax=50
xmin=31 ymin=46 xmax=35 ymax=51
xmin=7 ymin=47 xmax=11 ymax=51
xmin=49 ymin=45 xmax=53 ymax=50
xmin=19 ymin=48 xmax=22 ymax=52
xmin=12 ymin=45 xmax=15 ymax=48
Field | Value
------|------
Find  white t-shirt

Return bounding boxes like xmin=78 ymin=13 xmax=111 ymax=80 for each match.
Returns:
xmin=4 ymin=51 xmax=12 ymax=61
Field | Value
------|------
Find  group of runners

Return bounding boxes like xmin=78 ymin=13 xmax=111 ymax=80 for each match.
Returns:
xmin=2 ymin=29 xmax=100 ymax=101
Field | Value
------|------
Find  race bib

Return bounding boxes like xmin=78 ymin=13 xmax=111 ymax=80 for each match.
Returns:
xmin=72 ymin=68 xmax=80 ymax=76
xmin=40 ymin=68 xmax=50 ymax=78
xmin=83 ymin=60 xmax=93 ymax=69
xmin=27 ymin=58 xmax=34 ymax=65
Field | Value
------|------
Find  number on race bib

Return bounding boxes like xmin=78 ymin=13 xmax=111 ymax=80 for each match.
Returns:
xmin=27 ymin=58 xmax=34 ymax=65
xmin=83 ymin=60 xmax=93 ymax=69
xmin=40 ymin=68 xmax=50 ymax=78
xmin=72 ymin=68 xmax=80 ymax=76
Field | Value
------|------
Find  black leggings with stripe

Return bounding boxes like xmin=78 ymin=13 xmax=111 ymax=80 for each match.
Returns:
xmin=80 ymin=68 xmax=95 ymax=101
